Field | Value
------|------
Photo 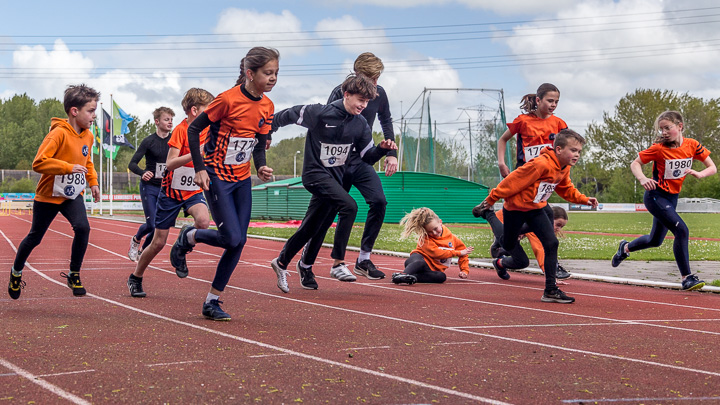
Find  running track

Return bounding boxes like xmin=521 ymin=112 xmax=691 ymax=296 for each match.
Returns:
xmin=0 ymin=215 xmax=719 ymax=404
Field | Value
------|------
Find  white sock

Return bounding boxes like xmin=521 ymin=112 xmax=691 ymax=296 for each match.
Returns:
xmin=206 ymin=292 xmax=219 ymax=304
xmin=298 ymin=260 xmax=310 ymax=270
xmin=11 ymin=267 xmax=22 ymax=276
xmin=187 ymin=229 xmax=197 ymax=245
xmin=357 ymin=251 xmax=371 ymax=262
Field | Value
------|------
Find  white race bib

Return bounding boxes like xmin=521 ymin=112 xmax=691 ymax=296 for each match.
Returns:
xmin=155 ymin=163 xmax=167 ymax=179
xmin=664 ymin=158 xmax=692 ymax=180
xmin=224 ymin=137 xmax=257 ymax=165
xmin=52 ymin=173 xmax=86 ymax=200
xmin=320 ymin=142 xmax=351 ymax=167
xmin=533 ymin=181 xmax=558 ymax=203
xmin=171 ymin=166 xmax=200 ymax=191
xmin=523 ymin=143 xmax=553 ymax=162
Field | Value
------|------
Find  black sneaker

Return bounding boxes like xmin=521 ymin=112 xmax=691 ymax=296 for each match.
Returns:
xmin=127 ymin=274 xmax=146 ymax=298
xmin=297 ymin=262 xmax=318 ymax=290
xmin=541 ymin=288 xmax=575 ymax=303
xmin=472 ymin=202 xmax=493 ymax=219
xmin=556 ymin=264 xmax=571 ymax=280
xmin=353 ymin=259 xmax=385 ymax=280
xmin=170 ymin=225 xmax=195 ymax=278
xmin=391 ymin=273 xmax=417 ymax=285
xmin=611 ymin=240 xmax=629 ymax=268
xmin=492 ymin=257 xmax=510 ymax=280
xmin=490 ymin=238 xmax=502 ymax=259
xmin=202 ymin=299 xmax=231 ymax=321
xmin=8 ymin=272 xmax=25 ymax=300
xmin=681 ymin=274 xmax=705 ymax=291
xmin=60 ymin=272 xmax=86 ymax=296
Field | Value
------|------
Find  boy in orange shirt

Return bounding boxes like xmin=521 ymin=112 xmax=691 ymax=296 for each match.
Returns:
xmin=8 ymin=84 xmax=101 ymax=299
xmin=477 ymin=129 xmax=598 ymax=303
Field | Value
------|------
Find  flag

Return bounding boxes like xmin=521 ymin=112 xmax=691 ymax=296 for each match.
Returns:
xmin=101 ymin=108 xmax=119 ymax=159
xmin=91 ymin=120 xmax=101 ymax=155
xmin=112 ymin=100 xmax=135 ymax=149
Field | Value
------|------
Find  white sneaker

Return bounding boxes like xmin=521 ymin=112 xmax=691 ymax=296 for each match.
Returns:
xmin=128 ymin=237 xmax=140 ymax=262
xmin=271 ymin=258 xmax=290 ymax=293
xmin=330 ymin=263 xmax=357 ymax=282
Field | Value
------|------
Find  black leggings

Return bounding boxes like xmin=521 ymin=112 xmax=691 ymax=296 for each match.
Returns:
xmin=486 ymin=204 xmax=555 ymax=270
xmin=14 ymin=198 xmax=90 ymax=272
xmin=501 ymin=207 xmax=558 ymax=290
xmin=628 ymin=190 xmax=690 ymax=276
xmin=403 ymin=253 xmax=447 ymax=283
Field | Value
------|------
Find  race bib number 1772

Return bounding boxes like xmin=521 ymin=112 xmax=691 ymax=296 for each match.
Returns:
xmin=224 ymin=137 xmax=257 ymax=165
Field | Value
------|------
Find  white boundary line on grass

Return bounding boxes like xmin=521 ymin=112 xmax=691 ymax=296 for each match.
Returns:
xmin=8 ymin=219 xmax=720 ymax=378
xmin=0 ymin=230 xmax=510 ymax=405
xmin=0 ymin=359 xmax=91 ymax=405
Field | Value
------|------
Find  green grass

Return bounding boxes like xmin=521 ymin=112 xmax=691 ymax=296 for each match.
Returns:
xmin=246 ymin=212 xmax=720 ymax=261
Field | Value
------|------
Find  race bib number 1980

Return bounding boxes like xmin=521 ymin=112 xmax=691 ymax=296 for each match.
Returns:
xmin=52 ymin=173 xmax=86 ymax=200
xmin=664 ymin=158 xmax=692 ymax=180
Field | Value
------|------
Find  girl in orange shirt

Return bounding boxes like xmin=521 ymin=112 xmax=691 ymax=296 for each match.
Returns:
xmin=392 ymin=207 xmax=474 ymax=285
xmin=611 ymin=111 xmax=715 ymax=291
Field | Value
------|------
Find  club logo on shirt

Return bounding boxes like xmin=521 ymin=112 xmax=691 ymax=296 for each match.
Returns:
xmin=673 ymin=169 xmax=682 ymax=178
xmin=82 ymin=145 xmax=89 ymax=156
xmin=448 ymin=242 xmax=453 ymax=248
xmin=549 ymin=133 xmax=556 ymax=141
xmin=258 ymin=118 xmax=265 ymax=127
xmin=328 ymin=156 xmax=337 ymax=165
xmin=64 ymin=185 xmax=75 ymax=197
xmin=236 ymin=152 xmax=246 ymax=163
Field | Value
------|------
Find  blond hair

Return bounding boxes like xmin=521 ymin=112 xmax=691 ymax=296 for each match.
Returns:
xmin=400 ymin=207 xmax=440 ymax=245
xmin=654 ymin=110 xmax=684 ymax=147
xmin=181 ymin=88 xmax=214 ymax=114
xmin=353 ymin=52 xmax=384 ymax=80
xmin=153 ymin=106 xmax=175 ymax=121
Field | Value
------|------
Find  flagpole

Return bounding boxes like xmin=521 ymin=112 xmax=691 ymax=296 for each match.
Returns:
xmin=109 ymin=94 xmax=114 ymax=216
xmin=99 ymin=103 xmax=104 ymax=215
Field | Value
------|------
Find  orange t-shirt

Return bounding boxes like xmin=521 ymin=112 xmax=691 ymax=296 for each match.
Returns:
xmin=162 ymin=118 xmax=209 ymax=201
xmin=202 ymin=85 xmax=274 ymax=182
xmin=411 ymin=225 xmax=470 ymax=274
xmin=506 ymin=113 xmax=567 ymax=165
xmin=638 ymin=138 xmax=710 ymax=195
xmin=33 ymin=118 xmax=99 ymax=204
xmin=487 ymin=147 xmax=589 ymax=212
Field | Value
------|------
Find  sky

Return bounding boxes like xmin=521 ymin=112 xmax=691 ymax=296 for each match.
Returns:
xmin=1 ymin=0 xmax=719 ymax=145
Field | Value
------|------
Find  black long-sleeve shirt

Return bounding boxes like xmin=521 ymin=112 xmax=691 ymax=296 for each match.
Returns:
xmin=271 ymin=99 xmax=390 ymax=185
xmin=128 ymin=133 xmax=170 ymax=186
xmin=327 ymin=84 xmax=396 ymax=159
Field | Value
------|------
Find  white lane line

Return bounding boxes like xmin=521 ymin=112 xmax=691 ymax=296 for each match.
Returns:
xmin=343 ymin=346 xmax=391 ymax=351
xmin=431 ymin=342 xmax=481 ymax=346
xmin=145 ymin=360 xmax=204 ymax=367
xmin=0 ymin=230 xmax=509 ymax=405
xmin=36 ymin=369 xmax=96 ymax=378
xmin=456 ymin=319 xmax=720 ymax=329
xmin=563 ymin=396 xmax=720 ymax=403
xmin=0 ymin=359 xmax=91 ymax=405
xmin=247 ymin=354 xmax=291 ymax=358
xmin=12 ymin=221 xmax=720 ymax=377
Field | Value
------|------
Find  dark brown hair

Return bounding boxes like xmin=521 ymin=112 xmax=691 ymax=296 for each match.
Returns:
xmin=552 ymin=206 xmax=568 ymax=221
xmin=235 ymin=47 xmax=280 ymax=86
xmin=554 ymin=128 xmax=585 ymax=149
xmin=654 ymin=111 xmax=684 ymax=146
xmin=63 ymin=84 xmax=100 ymax=114
xmin=519 ymin=83 xmax=559 ymax=113
xmin=340 ymin=74 xmax=377 ymax=100
xmin=353 ymin=52 xmax=384 ymax=79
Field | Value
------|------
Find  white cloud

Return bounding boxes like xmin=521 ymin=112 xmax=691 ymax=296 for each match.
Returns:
xmin=315 ymin=16 xmax=393 ymax=54
xmin=214 ymin=9 xmax=312 ymax=57
xmin=337 ymin=0 xmax=575 ymax=15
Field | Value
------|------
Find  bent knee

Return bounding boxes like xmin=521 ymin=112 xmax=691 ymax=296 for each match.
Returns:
xmin=194 ymin=217 xmax=211 ymax=229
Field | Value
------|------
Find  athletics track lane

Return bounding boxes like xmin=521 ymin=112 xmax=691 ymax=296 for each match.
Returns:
xmin=0 ymin=214 xmax=718 ymax=404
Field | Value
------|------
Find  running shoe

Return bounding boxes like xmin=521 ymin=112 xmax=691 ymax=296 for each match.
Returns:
xmin=492 ymin=257 xmax=510 ymax=280
xmin=271 ymin=258 xmax=290 ymax=293
xmin=127 ymin=274 xmax=146 ymax=298
xmin=297 ymin=262 xmax=318 ymax=290
xmin=472 ymin=202 xmax=493 ymax=219
xmin=541 ymin=288 xmax=575 ymax=303
xmin=170 ymin=225 xmax=195 ymax=278
xmin=202 ymin=299 xmax=231 ymax=321
xmin=8 ymin=271 xmax=25 ymax=300
xmin=681 ymin=274 xmax=706 ymax=291
xmin=330 ymin=263 xmax=356 ymax=282
xmin=353 ymin=259 xmax=385 ymax=280
xmin=611 ymin=240 xmax=629 ymax=267
xmin=391 ymin=272 xmax=417 ymax=285
xmin=556 ymin=264 xmax=572 ymax=280
xmin=128 ymin=237 xmax=140 ymax=262
xmin=60 ymin=272 xmax=86 ymax=296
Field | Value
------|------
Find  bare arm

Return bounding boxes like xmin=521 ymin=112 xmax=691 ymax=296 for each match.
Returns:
xmin=496 ymin=129 xmax=514 ymax=178
xmin=687 ymin=156 xmax=717 ymax=179
xmin=631 ymin=156 xmax=657 ymax=191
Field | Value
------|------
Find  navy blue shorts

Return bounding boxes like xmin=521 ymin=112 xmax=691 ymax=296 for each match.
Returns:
xmin=154 ymin=193 xmax=207 ymax=230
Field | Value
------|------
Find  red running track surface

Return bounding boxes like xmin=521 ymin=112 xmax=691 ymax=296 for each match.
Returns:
xmin=0 ymin=215 xmax=719 ymax=404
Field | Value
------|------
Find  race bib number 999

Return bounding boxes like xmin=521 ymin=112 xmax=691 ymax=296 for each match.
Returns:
xmin=171 ymin=166 xmax=200 ymax=191
xmin=52 ymin=173 xmax=86 ymax=200
xmin=523 ymin=143 xmax=552 ymax=162
xmin=533 ymin=181 xmax=557 ymax=203
xmin=664 ymin=158 xmax=692 ymax=180
xmin=224 ymin=137 xmax=257 ymax=165
xmin=320 ymin=142 xmax=351 ymax=167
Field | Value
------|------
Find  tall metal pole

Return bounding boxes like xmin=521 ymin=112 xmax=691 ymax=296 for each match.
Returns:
xmin=415 ymin=89 xmax=426 ymax=172
xmin=109 ymin=95 xmax=114 ymax=216
xmin=468 ymin=118 xmax=473 ymax=183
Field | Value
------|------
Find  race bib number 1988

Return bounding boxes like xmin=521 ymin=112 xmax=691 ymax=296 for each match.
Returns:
xmin=533 ymin=181 xmax=557 ymax=203
xmin=52 ymin=173 xmax=86 ymax=200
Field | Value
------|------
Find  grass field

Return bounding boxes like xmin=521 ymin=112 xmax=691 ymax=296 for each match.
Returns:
xmin=246 ymin=212 xmax=720 ymax=261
